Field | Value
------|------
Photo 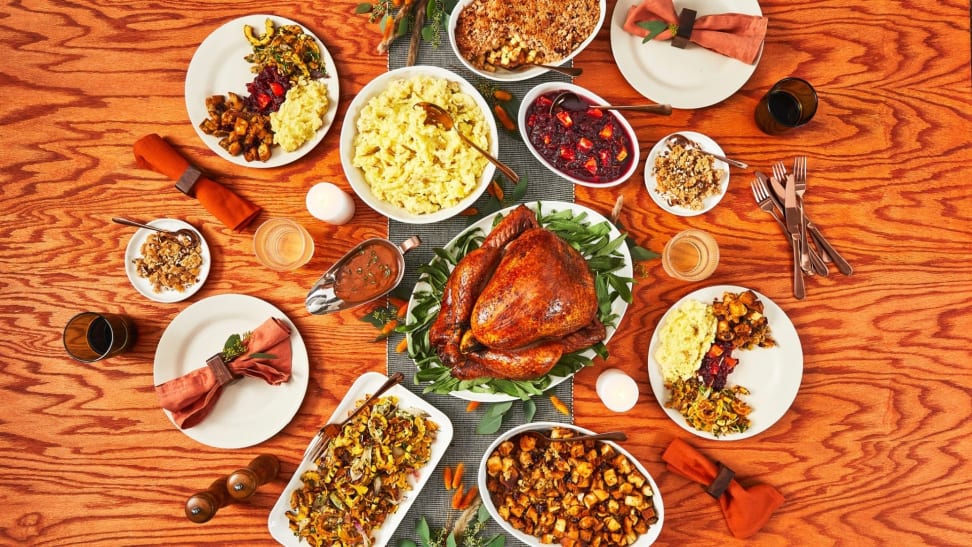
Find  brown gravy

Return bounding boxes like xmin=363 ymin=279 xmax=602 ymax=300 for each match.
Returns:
xmin=333 ymin=241 xmax=399 ymax=303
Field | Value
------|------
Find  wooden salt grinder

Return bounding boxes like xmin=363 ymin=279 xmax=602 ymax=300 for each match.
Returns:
xmin=226 ymin=454 xmax=280 ymax=500
xmin=185 ymin=476 xmax=231 ymax=524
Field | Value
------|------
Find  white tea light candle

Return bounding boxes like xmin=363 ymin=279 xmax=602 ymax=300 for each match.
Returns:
xmin=306 ymin=182 xmax=355 ymax=225
xmin=596 ymin=368 xmax=639 ymax=412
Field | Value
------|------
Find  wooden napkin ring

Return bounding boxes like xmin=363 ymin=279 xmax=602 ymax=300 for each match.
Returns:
xmin=176 ymin=165 xmax=202 ymax=197
xmin=672 ymin=8 xmax=697 ymax=49
xmin=206 ymin=354 xmax=237 ymax=387
xmin=705 ymin=462 xmax=735 ymax=499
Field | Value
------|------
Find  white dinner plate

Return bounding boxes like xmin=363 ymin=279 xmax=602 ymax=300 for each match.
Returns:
xmin=610 ymin=0 xmax=763 ymax=109
xmin=644 ymin=131 xmax=731 ymax=216
xmin=153 ymin=294 xmax=309 ymax=448
xmin=124 ymin=218 xmax=210 ymax=303
xmin=267 ymin=372 xmax=453 ymax=546
xmin=408 ymin=201 xmax=633 ymax=402
xmin=185 ymin=14 xmax=340 ymax=168
xmin=647 ymin=285 xmax=802 ymax=440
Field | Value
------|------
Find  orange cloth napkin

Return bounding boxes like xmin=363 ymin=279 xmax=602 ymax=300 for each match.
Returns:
xmin=663 ymin=437 xmax=785 ymax=538
xmin=155 ymin=318 xmax=293 ymax=429
xmin=623 ymin=0 xmax=768 ymax=65
xmin=133 ymin=134 xmax=261 ymax=231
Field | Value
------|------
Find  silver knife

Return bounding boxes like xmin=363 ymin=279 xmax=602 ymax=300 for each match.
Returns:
xmin=783 ymin=174 xmax=806 ymax=299
xmin=755 ymin=172 xmax=828 ymax=276
xmin=767 ymin=176 xmax=853 ymax=276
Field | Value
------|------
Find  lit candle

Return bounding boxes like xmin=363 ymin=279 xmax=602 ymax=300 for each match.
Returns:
xmin=306 ymin=182 xmax=355 ymax=225
xmin=596 ymin=368 xmax=639 ymax=413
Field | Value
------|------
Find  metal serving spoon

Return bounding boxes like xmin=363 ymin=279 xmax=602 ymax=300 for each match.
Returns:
xmin=551 ymin=91 xmax=672 ymax=115
xmin=666 ymin=133 xmax=748 ymax=169
xmin=415 ymin=102 xmax=520 ymax=183
xmin=529 ymin=430 xmax=628 ymax=444
xmin=112 ymin=217 xmax=201 ymax=247
xmin=511 ymin=62 xmax=583 ymax=77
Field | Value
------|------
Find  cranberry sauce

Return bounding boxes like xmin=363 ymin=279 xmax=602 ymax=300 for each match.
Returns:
xmin=524 ymin=91 xmax=634 ymax=184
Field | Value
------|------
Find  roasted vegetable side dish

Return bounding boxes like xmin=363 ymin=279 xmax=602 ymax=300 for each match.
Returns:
xmin=286 ymin=396 xmax=438 ymax=546
xmin=485 ymin=427 xmax=659 ymax=547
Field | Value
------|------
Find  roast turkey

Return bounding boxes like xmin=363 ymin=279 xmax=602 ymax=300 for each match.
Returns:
xmin=429 ymin=205 xmax=605 ymax=380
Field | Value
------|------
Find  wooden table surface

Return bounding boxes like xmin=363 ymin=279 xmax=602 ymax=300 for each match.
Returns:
xmin=2 ymin=1 xmax=971 ymax=545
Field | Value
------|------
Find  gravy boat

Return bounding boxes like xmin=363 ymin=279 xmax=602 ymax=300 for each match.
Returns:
xmin=305 ymin=236 xmax=420 ymax=315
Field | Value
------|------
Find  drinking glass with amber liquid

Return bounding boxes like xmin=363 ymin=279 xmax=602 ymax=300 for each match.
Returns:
xmin=253 ymin=218 xmax=315 ymax=271
xmin=662 ymin=229 xmax=719 ymax=282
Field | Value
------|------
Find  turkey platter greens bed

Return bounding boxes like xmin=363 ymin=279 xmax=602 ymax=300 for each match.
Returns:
xmin=404 ymin=202 xmax=633 ymax=402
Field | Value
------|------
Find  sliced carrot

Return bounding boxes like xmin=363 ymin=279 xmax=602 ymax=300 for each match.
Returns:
xmin=459 ymin=485 xmax=480 ymax=509
xmin=550 ymin=395 xmax=570 ymax=416
xmin=493 ymin=89 xmax=513 ymax=101
xmin=488 ymin=179 xmax=505 ymax=201
xmin=451 ymin=483 xmax=465 ymax=509
xmin=394 ymin=337 xmax=409 ymax=353
xmin=379 ymin=319 xmax=398 ymax=335
xmin=494 ymin=104 xmax=515 ymax=131
xmin=465 ymin=401 xmax=481 ymax=412
xmin=381 ymin=15 xmax=395 ymax=40
xmin=452 ymin=462 xmax=465 ymax=489
xmin=443 ymin=466 xmax=453 ymax=490
xmin=460 ymin=207 xmax=479 ymax=216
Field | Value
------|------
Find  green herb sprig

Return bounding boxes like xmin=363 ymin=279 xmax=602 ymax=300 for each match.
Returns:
xmin=400 ymin=503 xmax=505 ymax=547
xmin=220 ymin=332 xmax=276 ymax=362
xmin=637 ymin=20 xmax=677 ymax=42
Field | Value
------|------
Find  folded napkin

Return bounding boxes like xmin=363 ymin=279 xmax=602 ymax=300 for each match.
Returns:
xmin=663 ymin=437 xmax=785 ymax=538
xmin=133 ymin=134 xmax=261 ymax=231
xmin=623 ymin=0 xmax=768 ymax=65
xmin=155 ymin=318 xmax=293 ymax=429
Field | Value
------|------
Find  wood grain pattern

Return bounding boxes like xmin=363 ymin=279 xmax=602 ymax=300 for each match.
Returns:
xmin=1 ymin=1 xmax=971 ymax=545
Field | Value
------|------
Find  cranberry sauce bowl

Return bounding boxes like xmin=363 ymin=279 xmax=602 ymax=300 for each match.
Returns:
xmin=519 ymin=82 xmax=639 ymax=187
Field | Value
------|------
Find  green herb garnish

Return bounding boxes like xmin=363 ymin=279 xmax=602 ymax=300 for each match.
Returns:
xmin=638 ymin=20 xmax=676 ymax=42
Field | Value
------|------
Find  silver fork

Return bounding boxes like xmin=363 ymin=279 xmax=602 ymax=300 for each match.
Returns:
xmin=792 ymin=156 xmax=814 ymax=265
xmin=754 ymin=175 xmax=828 ymax=276
xmin=772 ymin=161 xmax=812 ymax=273
xmin=301 ymin=372 xmax=404 ymax=464
xmin=750 ymin=178 xmax=789 ymax=234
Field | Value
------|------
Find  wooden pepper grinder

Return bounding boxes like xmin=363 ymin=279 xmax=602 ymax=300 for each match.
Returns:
xmin=226 ymin=454 xmax=280 ymax=500
xmin=185 ymin=476 xmax=232 ymax=524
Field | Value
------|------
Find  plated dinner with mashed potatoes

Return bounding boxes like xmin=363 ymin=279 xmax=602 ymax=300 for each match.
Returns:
xmin=647 ymin=285 xmax=803 ymax=440
xmin=185 ymin=14 xmax=340 ymax=168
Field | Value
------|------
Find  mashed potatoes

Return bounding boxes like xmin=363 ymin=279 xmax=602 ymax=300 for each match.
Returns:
xmin=352 ymin=75 xmax=489 ymax=215
xmin=655 ymin=299 xmax=717 ymax=382
xmin=270 ymin=79 xmax=329 ymax=152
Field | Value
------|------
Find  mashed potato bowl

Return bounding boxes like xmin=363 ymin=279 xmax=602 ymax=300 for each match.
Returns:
xmin=339 ymin=66 xmax=497 ymax=224
xmin=478 ymin=422 xmax=664 ymax=546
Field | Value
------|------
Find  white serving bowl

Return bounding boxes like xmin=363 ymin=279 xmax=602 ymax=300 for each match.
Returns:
xmin=519 ymin=82 xmax=640 ymax=188
xmin=644 ymin=131 xmax=731 ymax=216
xmin=339 ymin=65 xmax=497 ymax=224
xmin=448 ymin=0 xmax=607 ymax=82
xmin=478 ymin=421 xmax=664 ymax=546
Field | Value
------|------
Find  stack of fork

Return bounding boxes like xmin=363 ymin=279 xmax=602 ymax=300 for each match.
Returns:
xmin=750 ymin=156 xmax=853 ymax=298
